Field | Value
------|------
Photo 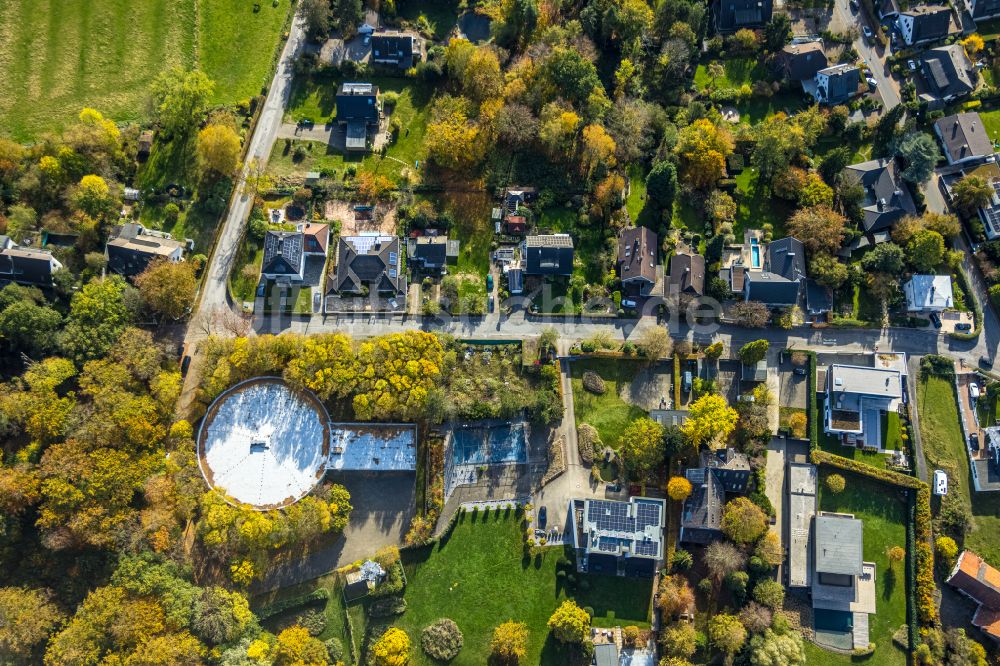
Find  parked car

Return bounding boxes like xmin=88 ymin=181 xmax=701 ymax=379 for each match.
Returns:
xmin=488 ymin=296 xmax=495 ymax=313
xmin=970 ymin=433 xmax=981 ymax=452
xmin=537 ymin=506 xmax=547 ymax=529
xmin=621 ymin=299 xmax=637 ymax=308
xmin=607 ymin=483 xmax=622 ymax=493
xmin=929 ymin=312 xmax=942 ymax=328
xmin=907 ymin=59 xmax=918 ymax=71
xmin=981 ymin=356 xmax=994 ymax=370
xmin=971 ymin=383 xmax=981 ymax=401
xmin=866 ymin=76 xmax=878 ymax=88
xmin=862 ymin=25 xmax=874 ymax=40
xmin=956 ymin=322 xmax=972 ymax=332
xmin=933 ymin=469 xmax=948 ymax=496
xmin=181 ymin=355 xmax=191 ymax=377
xmin=486 ymin=274 xmax=494 ymax=291
xmin=794 ymin=367 xmax=807 ymax=376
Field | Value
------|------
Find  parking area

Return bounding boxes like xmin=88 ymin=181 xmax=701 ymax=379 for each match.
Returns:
xmin=712 ymin=359 xmax=742 ymax=404
xmin=778 ymin=352 xmax=809 ymax=410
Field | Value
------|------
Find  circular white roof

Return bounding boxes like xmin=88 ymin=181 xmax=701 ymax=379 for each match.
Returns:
xmin=198 ymin=378 xmax=329 ymax=509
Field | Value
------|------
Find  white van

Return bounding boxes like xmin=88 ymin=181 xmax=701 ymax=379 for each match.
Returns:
xmin=970 ymin=383 xmax=981 ymax=402
xmin=933 ymin=470 xmax=948 ymax=496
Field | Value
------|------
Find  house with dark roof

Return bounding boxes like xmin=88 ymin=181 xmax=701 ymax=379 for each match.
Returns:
xmin=371 ymin=32 xmax=420 ymax=68
xmin=406 ymin=236 xmax=458 ymax=275
xmin=806 ymin=279 xmax=833 ymax=317
xmin=668 ymin=253 xmax=706 ymax=298
xmin=329 ymin=234 xmax=405 ymax=297
xmin=105 ymin=223 xmax=185 ymax=278
xmin=713 ymin=0 xmax=773 ymax=32
xmin=779 ymin=41 xmax=829 ymax=82
xmin=920 ymin=44 xmax=977 ymax=103
xmin=261 ymin=231 xmax=305 ymax=282
xmin=811 ymin=513 xmax=876 ymax=650
xmin=966 ymin=0 xmax=1000 ymax=20
xmin=842 ymin=159 xmax=917 ymax=236
xmin=570 ymin=496 xmax=666 ymax=577
xmin=812 ymin=64 xmax=861 ymax=105
xmin=743 ymin=237 xmax=807 ymax=306
xmin=617 ymin=226 xmax=658 ymax=296
xmin=336 ymin=83 xmax=380 ymax=152
xmin=947 ymin=550 xmax=1000 ymax=642
xmin=824 ymin=364 xmax=904 ymax=448
xmin=521 ymin=235 xmax=574 ymax=277
xmin=680 ymin=448 xmax=752 ymax=544
xmin=896 ymin=5 xmax=957 ymax=46
xmin=0 ymin=236 xmax=64 ymax=287
xmin=934 ymin=113 xmax=995 ymax=166
xmin=878 ymin=0 xmax=901 ymax=19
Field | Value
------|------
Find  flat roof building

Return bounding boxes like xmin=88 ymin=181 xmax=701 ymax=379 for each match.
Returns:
xmin=788 ymin=463 xmax=818 ymax=588
xmin=571 ymin=496 xmax=666 ymax=577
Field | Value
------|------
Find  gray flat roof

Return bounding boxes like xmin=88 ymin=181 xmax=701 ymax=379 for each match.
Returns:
xmin=828 ymin=364 xmax=903 ymax=399
xmin=788 ymin=463 xmax=817 ymax=587
xmin=815 ymin=513 xmax=864 ymax=576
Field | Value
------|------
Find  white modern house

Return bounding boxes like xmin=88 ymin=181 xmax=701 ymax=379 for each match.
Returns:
xmin=903 ymin=274 xmax=953 ymax=312
xmin=824 ymin=364 xmax=904 ymax=448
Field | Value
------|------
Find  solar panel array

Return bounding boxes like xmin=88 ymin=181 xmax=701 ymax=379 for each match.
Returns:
xmin=633 ymin=540 xmax=659 ymax=557
xmin=982 ymin=181 xmax=1000 ymax=237
xmin=635 ymin=500 xmax=662 ymax=532
xmin=597 ymin=536 xmax=620 ymax=553
xmin=584 ymin=498 xmax=663 ymax=560
xmin=587 ymin=500 xmax=635 ymax=534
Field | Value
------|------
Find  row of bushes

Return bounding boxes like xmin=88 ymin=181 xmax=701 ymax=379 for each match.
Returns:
xmin=810 ymin=450 xmax=938 ymax=627
xmin=255 ymin=587 xmax=330 ymax=621
xmin=949 ymin=267 xmax=983 ymax=341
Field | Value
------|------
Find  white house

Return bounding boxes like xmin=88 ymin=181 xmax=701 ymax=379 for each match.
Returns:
xmin=903 ymin=274 xmax=953 ymax=312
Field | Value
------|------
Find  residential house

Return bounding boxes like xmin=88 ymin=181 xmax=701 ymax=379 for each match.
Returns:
xmin=570 ymin=497 xmax=666 ymax=577
xmin=503 ymin=215 xmax=528 ymax=235
xmin=406 ymin=236 xmax=459 ymax=275
xmin=371 ymin=32 xmax=420 ymax=68
xmin=878 ymin=0 xmax=901 ymax=19
xmin=920 ymin=45 xmax=977 ymax=104
xmin=934 ymin=113 xmax=995 ymax=166
xmin=897 ymin=5 xmax=957 ymax=46
xmin=618 ymin=226 xmax=658 ymax=296
xmin=973 ymin=173 xmax=1000 ymax=240
xmin=336 ymin=83 xmax=380 ymax=152
xmin=812 ymin=64 xmax=861 ymax=105
xmin=521 ymin=234 xmax=574 ymax=277
xmin=301 ymin=223 xmax=330 ymax=256
xmin=0 ymin=236 xmax=63 ymax=287
xmin=842 ymin=159 xmax=917 ymax=237
xmin=904 ymin=274 xmax=953 ymax=312
xmin=965 ymin=0 xmax=1000 ymax=21
xmin=105 ymin=223 xmax=185 ymax=278
xmin=788 ymin=463 xmax=818 ymax=588
xmin=329 ymin=234 xmax=405 ymax=297
xmin=713 ymin=0 xmax=773 ymax=32
xmin=811 ymin=513 xmax=875 ymax=650
xmin=680 ymin=449 xmax=752 ymax=544
xmin=743 ymin=236 xmax=807 ymax=307
xmin=779 ymin=41 xmax=829 ymax=83
xmin=261 ymin=230 xmax=305 ymax=282
xmin=947 ymin=550 xmax=1000 ymax=642
xmin=823 ymin=364 xmax=904 ymax=448
xmin=668 ymin=252 xmax=706 ymax=299
xmin=806 ymin=279 xmax=833 ymax=317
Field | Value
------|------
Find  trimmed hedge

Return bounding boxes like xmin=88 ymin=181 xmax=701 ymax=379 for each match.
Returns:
xmin=810 ymin=450 xmax=938 ymax=628
xmin=256 ymin=588 xmax=330 ymax=621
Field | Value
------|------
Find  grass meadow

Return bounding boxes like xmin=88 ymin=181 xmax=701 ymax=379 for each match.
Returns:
xmin=0 ymin=0 xmax=290 ymax=140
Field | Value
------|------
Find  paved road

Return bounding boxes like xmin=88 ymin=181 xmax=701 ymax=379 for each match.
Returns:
xmin=832 ymin=0 xmax=901 ymax=110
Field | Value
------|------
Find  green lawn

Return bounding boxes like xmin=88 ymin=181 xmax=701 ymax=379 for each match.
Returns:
xmin=918 ymin=375 xmax=1000 ymax=567
xmin=0 ymin=0 xmax=289 ymax=141
xmin=694 ymin=58 xmax=765 ymax=90
xmin=733 ymin=169 xmax=792 ymax=241
xmin=975 ymin=107 xmax=1000 ymax=145
xmin=816 ymin=397 xmax=889 ymax=469
xmin=390 ymin=511 xmax=653 ymax=665
xmin=570 ymin=357 xmax=648 ymax=448
xmin=626 ymin=164 xmax=653 ymax=226
xmin=976 ymin=393 xmax=999 ymax=428
xmin=273 ymin=75 xmax=431 ymax=184
xmin=805 ymin=471 xmax=909 ymax=666
xmin=229 ymin=239 xmax=264 ymax=304
xmin=396 ymin=0 xmax=459 ymax=40
xmin=881 ymin=411 xmax=903 ymax=451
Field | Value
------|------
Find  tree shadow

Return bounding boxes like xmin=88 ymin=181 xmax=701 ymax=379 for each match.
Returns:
xmin=883 ymin=565 xmax=896 ymax=600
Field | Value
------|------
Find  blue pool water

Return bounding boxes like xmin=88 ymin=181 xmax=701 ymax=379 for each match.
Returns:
xmin=452 ymin=423 xmax=528 ymax=465
xmin=750 ymin=240 xmax=762 ymax=268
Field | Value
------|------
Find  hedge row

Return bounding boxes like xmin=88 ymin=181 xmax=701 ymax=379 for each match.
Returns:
xmin=949 ymin=267 xmax=983 ymax=341
xmin=256 ymin=587 xmax=330 ymax=621
xmin=810 ymin=450 xmax=938 ymax=627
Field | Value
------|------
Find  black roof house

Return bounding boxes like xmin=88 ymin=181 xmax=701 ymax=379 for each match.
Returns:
xmin=743 ymin=237 xmax=807 ymax=306
xmin=842 ymin=158 xmax=918 ymax=234
xmin=261 ymin=230 xmax=304 ymax=279
xmin=920 ymin=45 xmax=976 ymax=102
xmin=0 ymin=238 xmax=63 ymax=287
xmin=898 ymin=5 xmax=954 ymax=45
xmin=815 ymin=64 xmax=860 ymax=105
xmin=105 ymin=223 xmax=185 ymax=278
xmin=714 ymin=0 xmax=773 ymax=32
xmin=779 ymin=42 xmax=828 ymax=81
xmin=331 ymin=235 xmax=405 ymax=296
xmin=371 ymin=32 xmax=417 ymax=67
xmin=336 ymin=83 xmax=379 ymax=151
xmin=968 ymin=0 xmax=1000 ymax=20
xmin=521 ymin=235 xmax=574 ymax=276
xmin=680 ymin=449 xmax=752 ymax=544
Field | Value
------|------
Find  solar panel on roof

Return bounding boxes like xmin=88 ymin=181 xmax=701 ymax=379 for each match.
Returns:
xmin=634 ymin=540 xmax=659 ymax=556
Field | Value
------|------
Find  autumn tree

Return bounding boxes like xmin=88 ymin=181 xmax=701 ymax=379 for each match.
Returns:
xmin=721 ymin=497 xmax=768 ymax=544
xmin=936 ymin=536 xmax=959 ymax=568
xmin=667 ymin=476 xmax=693 ymax=500
xmin=547 ymin=599 xmax=590 ymax=643
xmin=60 ymin=275 xmax=136 ymax=364
xmin=135 ymin=260 xmax=198 ymax=320
xmin=491 ymin=621 xmax=529 ymax=663
xmin=733 ymin=301 xmax=770 ymax=328
xmin=284 ymin=333 xmax=357 ymax=400
xmin=952 ymin=175 xmax=993 ymax=213
xmin=961 ymin=33 xmax=985 ymax=58
xmin=538 ymin=101 xmax=581 ymax=158
xmin=273 ymin=625 xmax=329 ymax=665
xmin=738 ymin=339 xmax=769 ymax=365
xmin=907 ymin=229 xmax=945 ymax=272
xmin=755 ymin=531 xmax=783 ymax=566
xmin=72 ymin=174 xmax=118 ymax=220
xmin=619 ymin=417 xmax=665 ymax=477
xmin=825 ymin=473 xmax=846 ymax=494
xmin=462 ymin=47 xmax=503 ymax=103
xmin=0 ymin=587 xmax=63 ymax=661
xmin=638 ymin=326 xmax=672 ymax=362
xmin=426 ymin=97 xmax=481 ymax=170
xmin=581 ymin=124 xmax=617 ymax=176
xmin=660 ymin=623 xmax=697 ymax=660
xmin=887 ymin=545 xmax=906 ymax=568
xmin=657 ymin=575 xmax=695 ymax=617
xmin=675 ymin=119 xmax=733 ymax=189
xmin=197 ymin=123 xmax=241 ymax=180
xmin=357 ymin=172 xmax=395 ymax=201
xmin=749 ymin=629 xmax=805 ymax=666
xmin=371 ymin=627 xmax=410 ymax=666
xmin=704 ymin=540 xmax=747 ymax=582
xmin=787 ymin=206 xmax=846 ymax=254
xmin=708 ymin=613 xmax=748 ymax=657
xmin=682 ymin=393 xmax=738 ymax=447
xmin=149 ymin=67 xmax=215 ymax=137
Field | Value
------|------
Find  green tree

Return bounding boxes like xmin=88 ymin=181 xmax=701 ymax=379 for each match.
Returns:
xmin=300 ymin=0 xmax=331 ymax=39
xmin=135 ymin=260 xmax=198 ymax=320
xmin=721 ymin=497 xmax=768 ymax=544
xmin=764 ymin=14 xmax=792 ymax=51
xmin=861 ymin=242 xmax=905 ymax=274
xmin=708 ymin=613 xmax=747 ymax=656
xmin=894 ymin=132 xmax=939 ymax=184
xmin=952 ymin=175 xmax=993 ymax=213
xmin=907 ymin=229 xmax=945 ymax=272
xmin=809 ymin=253 xmax=849 ymax=289
xmin=60 ymin=276 xmax=135 ymax=364
xmin=752 ymin=580 xmax=786 ymax=610
xmin=197 ymin=124 xmax=241 ymax=180
xmin=738 ymin=339 xmax=769 ymax=365
xmin=547 ymin=600 xmax=591 ymax=643
xmin=619 ymin=417 xmax=666 ymax=477
xmin=749 ymin=629 xmax=805 ymax=666
xmin=149 ymin=67 xmax=215 ymax=137
xmin=0 ymin=300 xmax=62 ymax=356
xmin=5 ymin=204 xmax=37 ymax=241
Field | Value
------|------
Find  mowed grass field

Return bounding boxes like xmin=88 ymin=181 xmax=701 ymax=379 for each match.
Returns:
xmin=0 ymin=0 xmax=290 ymax=140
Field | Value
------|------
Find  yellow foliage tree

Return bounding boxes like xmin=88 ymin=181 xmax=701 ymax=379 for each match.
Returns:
xmin=681 ymin=393 xmax=738 ymax=448
xmin=426 ymin=110 xmax=481 ymax=170
xmin=491 ymin=621 xmax=529 ymax=663
xmin=371 ymin=627 xmax=410 ymax=666
xmin=667 ymin=476 xmax=693 ymax=501
xmin=197 ymin=123 xmax=241 ymax=178
xmin=547 ymin=599 xmax=591 ymax=643
xmin=675 ymin=119 xmax=733 ymax=190
xmin=357 ymin=171 xmax=395 ymax=202
xmin=581 ymin=124 xmax=617 ymax=175
xmin=284 ymin=333 xmax=357 ymax=400
xmin=538 ymin=102 xmax=581 ymax=158
xmin=961 ymin=33 xmax=985 ymax=59
xmin=273 ymin=625 xmax=329 ymax=666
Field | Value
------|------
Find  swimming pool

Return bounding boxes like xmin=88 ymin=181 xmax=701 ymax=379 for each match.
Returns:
xmin=452 ymin=423 xmax=528 ymax=465
xmin=750 ymin=238 xmax=762 ymax=269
